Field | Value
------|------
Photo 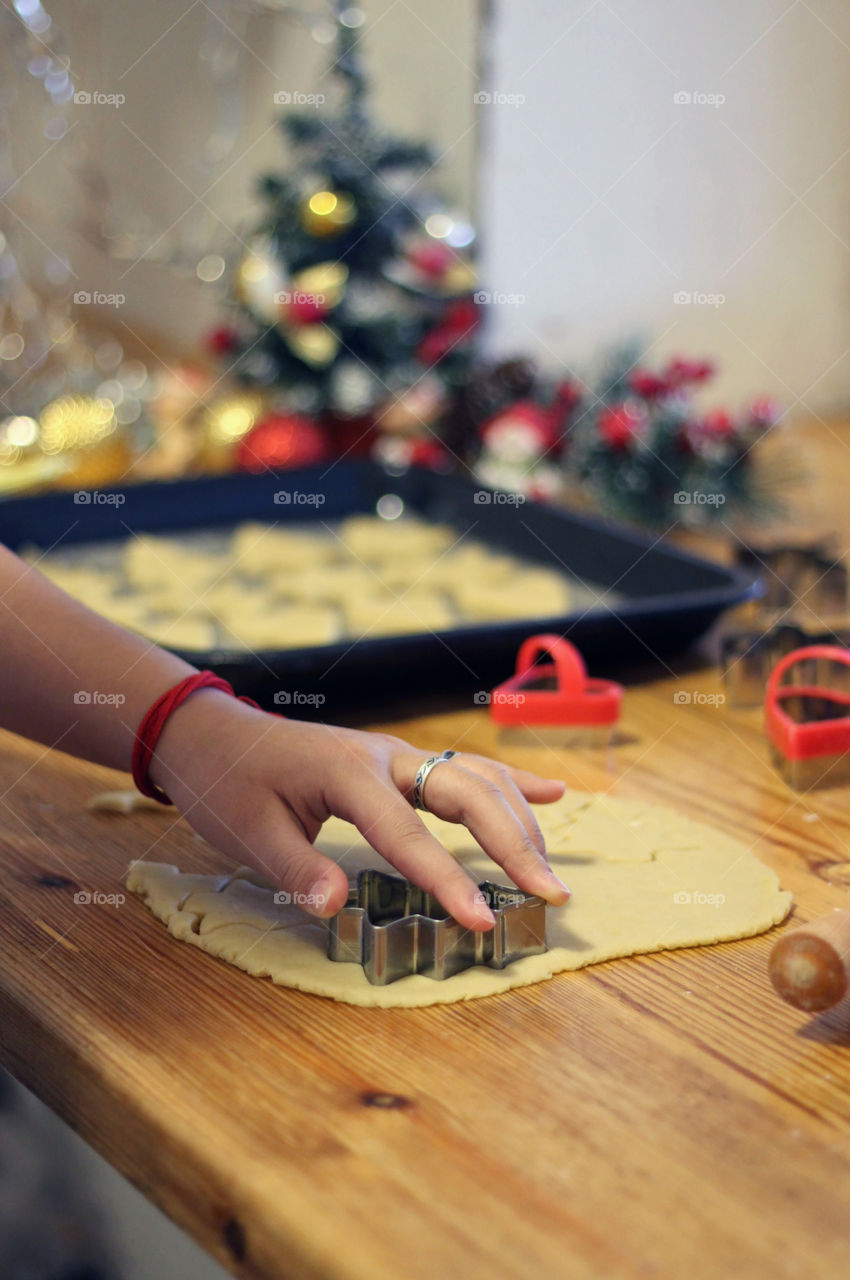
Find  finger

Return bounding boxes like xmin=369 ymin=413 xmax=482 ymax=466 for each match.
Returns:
xmin=192 ymin=790 xmax=350 ymax=918
xmin=328 ymin=768 xmax=497 ymax=931
xmin=455 ymin=756 xmax=549 ymax=854
xmin=395 ymin=757 xmax=570 ymax=907
xmin=487 ymin=760 xmax=566 ymax=805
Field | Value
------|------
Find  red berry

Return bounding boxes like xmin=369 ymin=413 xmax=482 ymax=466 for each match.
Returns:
xmin=749 ymin=396 xmax=782 ymax=428
xmin=598 ymin=402 xmax=645 ymax=449
xmin=702 ymin=408 xmax=735 ymax=436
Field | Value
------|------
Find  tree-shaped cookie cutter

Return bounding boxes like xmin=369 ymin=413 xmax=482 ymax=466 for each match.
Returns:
xmin=327 ymin=869 xmax=547 ymax=985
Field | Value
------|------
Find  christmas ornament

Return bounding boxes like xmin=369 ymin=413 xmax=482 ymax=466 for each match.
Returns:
xmin=199 ymin=390 xmax=265 ymax=472
xmin=235 ymin=240 xmax=287 ymax=324
xmin=300 ymin=189 xmax=357 ymax=237
xmin=285 ymin=323 xmax=340 ymax=367
xmin=385 ymin=236 xmax=477 ymax=298
xmin=286 ymin=261 xmax=348 ymax=324
xmin=237 ymin=412 xmax=329 ymax=472
xmin=417 ymin=299 xmax=480 ymax=366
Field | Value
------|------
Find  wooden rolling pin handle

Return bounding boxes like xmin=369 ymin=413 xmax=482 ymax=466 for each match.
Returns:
xmin=769 ymin=908 xmax=850 ymax=1012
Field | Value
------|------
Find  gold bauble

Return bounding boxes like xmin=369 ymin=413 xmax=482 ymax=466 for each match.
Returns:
xmin=285 ymin=323 xmax=339 ymax=367
xmin=199 ymin=391 xmax=265 ymax=472
xmin=300 ymin=189 xmax=356 ymax=238
xmin=290 ymin=261 xmax=349 ymax=309
xmin=441 ymin=260 xmax=477 ymax=295
xmin=234 ymin=240 xmax=286 ymax=322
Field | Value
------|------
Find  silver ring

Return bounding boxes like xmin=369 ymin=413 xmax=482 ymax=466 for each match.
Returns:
xmin=412 ymin=750 xmax=457 ymax=811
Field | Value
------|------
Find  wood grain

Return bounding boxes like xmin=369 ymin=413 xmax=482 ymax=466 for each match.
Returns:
xmin=3 ymin=424 xmax=850 ymax=1279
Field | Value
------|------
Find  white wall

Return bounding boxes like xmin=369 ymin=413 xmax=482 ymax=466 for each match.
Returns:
xmin=479 ymin=0 xmax=850 ymax=416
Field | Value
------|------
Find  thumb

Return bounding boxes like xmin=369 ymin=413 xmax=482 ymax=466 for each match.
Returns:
xmin=192 ymin=793 xmax=349 ymax=919
xmin=258 ymin=812 xmax=349 ymax=918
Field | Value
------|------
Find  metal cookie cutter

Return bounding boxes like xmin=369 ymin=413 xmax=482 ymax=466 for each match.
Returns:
xmin=736 ymin=542 xmax=848 ymax=621
xmin=765 ymin=644 xmax=850 ymax=790
xmin=722 ymin=623 xmax=850 ymax=707
xmin=327 ymin=869 xmax=547 ymax=986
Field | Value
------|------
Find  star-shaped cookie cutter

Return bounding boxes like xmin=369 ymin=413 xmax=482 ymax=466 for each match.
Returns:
xmin=327 ymin=869 xmax=547 ymax=985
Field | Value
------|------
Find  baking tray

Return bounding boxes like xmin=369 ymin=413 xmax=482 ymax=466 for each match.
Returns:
xmin=0 ymin=461 xmax=758 ymax=713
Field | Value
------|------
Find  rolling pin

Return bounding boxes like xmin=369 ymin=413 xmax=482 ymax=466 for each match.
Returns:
xmin=769 ymin=908 xmax=850 ymax=1011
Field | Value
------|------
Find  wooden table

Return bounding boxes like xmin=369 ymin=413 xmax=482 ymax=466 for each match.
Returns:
xmin=3 ymin=427 xmax=850 ymax=1280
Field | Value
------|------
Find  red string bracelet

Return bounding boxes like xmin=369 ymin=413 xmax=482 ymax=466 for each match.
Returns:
xmin=132 ymin=670 xmax=260 ymax=805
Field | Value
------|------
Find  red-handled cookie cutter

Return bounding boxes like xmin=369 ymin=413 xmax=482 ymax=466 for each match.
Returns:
xmin=489 ymin=634 xmax=622 ymax=737
xmin=765 ymin=644 xmax=850 ymax=789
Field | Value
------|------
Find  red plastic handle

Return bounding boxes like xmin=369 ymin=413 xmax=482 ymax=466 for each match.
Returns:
xmin=514 ymin=633 xmax=586 ymax=690
xmin=765 ymin=644 xmax=850 ymax=762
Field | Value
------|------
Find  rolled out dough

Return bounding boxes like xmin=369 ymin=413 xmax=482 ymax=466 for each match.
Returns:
xmin=126 ymin=789 xmax=791 ymax=1008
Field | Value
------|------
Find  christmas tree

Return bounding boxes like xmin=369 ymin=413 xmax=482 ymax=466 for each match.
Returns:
xmin=214 ymin=3 xmax=479 ymax=459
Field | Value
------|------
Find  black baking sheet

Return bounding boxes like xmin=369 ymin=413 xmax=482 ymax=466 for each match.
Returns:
xmin=0 ymin=461 xmax=757 ymax=711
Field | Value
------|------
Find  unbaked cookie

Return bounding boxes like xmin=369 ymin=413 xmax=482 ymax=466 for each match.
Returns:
xmin=451 ymin=568 xmax=571 ymax=621
xmin=339 ymin=515 xmax=455 ymax=563
xmin=222 ymin=604 xmax=339 ymax=649
xmin=344 ymin=592 xmax=456 ymax=637
xmin=231 ymin=523 xmax=338 ymax=574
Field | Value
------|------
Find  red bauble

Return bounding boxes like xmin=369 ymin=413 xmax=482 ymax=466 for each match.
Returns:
xmin=287 ymin=293 xmax=331 ymax=325
xmin=237 ymin=413 xmax=330 ymax=472
xmin=598 ymin=401 xmax=645 ymax=450
xmin=205 ymin=326 xmax=240 ymax=357
xmin=417 ymin=298 xmax=480 ymax=365
xmin=408 ymin=241 xmax=454 ymax=278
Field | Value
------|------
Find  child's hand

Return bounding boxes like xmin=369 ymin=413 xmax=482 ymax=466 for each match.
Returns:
xmin=148 ymin=691 xmax=570 ymax=930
